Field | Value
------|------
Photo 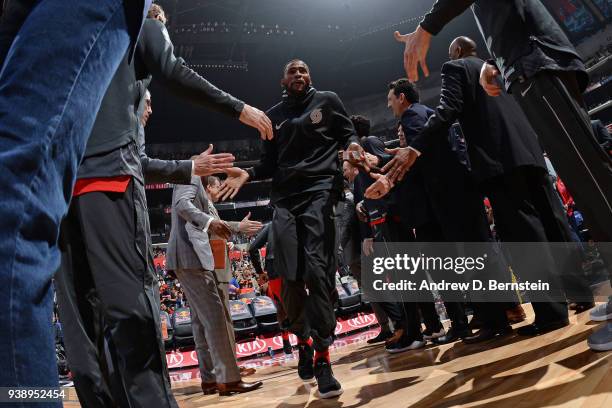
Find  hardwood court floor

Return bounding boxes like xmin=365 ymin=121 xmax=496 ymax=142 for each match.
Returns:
xmin=64 ymin=303 xmax=612 ymax=408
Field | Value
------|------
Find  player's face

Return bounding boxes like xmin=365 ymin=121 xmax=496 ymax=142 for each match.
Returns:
xmin=282 ymin=61 xmax=311 ymax=94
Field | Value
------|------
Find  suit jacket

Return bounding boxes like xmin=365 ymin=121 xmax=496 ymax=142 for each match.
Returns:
xmin=395 ymin=103 xmax=490 ymax=241
xmin=166 ymin=176 xmax=240 ymax=280
xmin=419 ymin=0 xmax=582 ymax=88
xmin=410 ymin=56 xmax=545 ymax=185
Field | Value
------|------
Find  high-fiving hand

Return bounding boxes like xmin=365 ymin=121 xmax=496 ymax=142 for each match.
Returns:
xmin=238 ymin=212 xmax=263 ymax=237
xmin=394 ymin=25 xmax=432 ymax=83
xmin=364 ymin=173 xmax=394 ymax=200
xmin=218 ymin=167 xmax=250 ymax=201
xmin=240 ymin=104 xmax=274 ymax=140
xmin=193 ymin=144 xmax=235 ymax=176
xmin=381 ymin=147 xmax=419 ymax=183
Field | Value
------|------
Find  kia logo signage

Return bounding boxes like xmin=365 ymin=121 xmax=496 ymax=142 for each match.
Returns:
xmin=236 ymin=338 xmax=267 ymax=357
xmin=335 ymin=321 xmax=343 ymax=334
xmin=272 ymin=333 xmax=297 ymax=347
xmin=347 ymin=313 xmax=376 ymax=329
xmin=166 ymin=352 xmax=184 ymax=369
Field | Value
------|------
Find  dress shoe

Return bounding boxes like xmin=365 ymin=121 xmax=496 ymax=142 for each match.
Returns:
xmin=463 ymin=326 xmax=512 ymax=344
xmin=218 ymin=380 xmax=263 ymax=396
xmin=422 ymin=327 xmax=445 ymax=341
xmin=201 ymin=382 xmax=217 ymax=395
xmin=367 ymin=330 xmax=393 ymax=344
xmin=385 ymin=328 xmax=405 ymax=345
xmin=517 ymin=320 xmax=569 ymax=336
xmin=573 ymin=301 xmax=595 ymax=314
xmin=239 ymin=366 xmax=256 ymax=377
xmin=385 ymin=335 xmax=426 ymax=354
xmin=433 ymin=327 xmax=471 ymax=345
xmin=506 ymin=305 xmax=527 ymax=324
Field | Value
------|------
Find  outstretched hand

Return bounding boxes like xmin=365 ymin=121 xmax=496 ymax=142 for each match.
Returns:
xmin=240 ymin=104 xmax=273 ymax=140
xmin=218 ymin=167 xmax=249 ymax=201
xmin=364 ymin=173 xmax=394 ymax=200
xmin=193 ymin=145 xmax=235 ymax=176
xmin=394 ymin=25 xmax=432 ymax=83
xmin=238 ymin=212 xmax=263 ymax=237
xmin=381 ymin=147 xmax=419 ymax=183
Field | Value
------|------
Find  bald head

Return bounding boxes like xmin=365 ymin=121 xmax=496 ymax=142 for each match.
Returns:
xmin=449 ymin=36 xmax=477 ymax=60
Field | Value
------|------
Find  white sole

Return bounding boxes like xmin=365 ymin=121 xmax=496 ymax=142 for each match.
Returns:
xmin=590 ymin=312 xmax=612 ymax=322
xmin=588 ymin=340 xmax=612 ymax=351
xmin=318 ymin=387 xmax=344 ymax=399
xmin=386 ymin=341 xmax=426 ymax=354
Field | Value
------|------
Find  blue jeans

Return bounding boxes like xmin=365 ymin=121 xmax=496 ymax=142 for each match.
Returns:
xmin=0 ymin=0 xmax=131 ymax=403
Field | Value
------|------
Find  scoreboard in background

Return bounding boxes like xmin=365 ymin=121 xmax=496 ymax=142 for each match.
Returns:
xmin=543 ymin=0 xmax=612 ymax=43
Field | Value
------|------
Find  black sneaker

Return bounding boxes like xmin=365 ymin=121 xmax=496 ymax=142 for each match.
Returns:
xmin=314 ymin=359 xmax=343 ymax=399
xmin=367 ymin=330 xmax=393 ymax=344
xmin=297 ymin=343 xmax=314 ymax=382
xmin=385 ymin=335 xmax=426 ymax=354
xmin=283 ymin=338 xmax=293 ymax=355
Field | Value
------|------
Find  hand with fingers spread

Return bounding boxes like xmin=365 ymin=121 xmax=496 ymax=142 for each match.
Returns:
xmin=238 ymin=212 xmax=263 ymax=237
xmin=394 ymin=25 xmax=432 ymax=83
xmin=479 ymin=62 xmax=502 ymax=97
xmin=381 ymin=147 xmax=419 ymax=183
xmin=364 ymin=173 xmax=394 ymax=200
xmin=209 ymin=219 xmax=232 ymax=240
xmin=193 ymin=145 xmax=235 ymax=176
xmin=239 ymin=104 xmax=274 ymax=140
xmin=218 ymin=167 xmax=249 ymax=201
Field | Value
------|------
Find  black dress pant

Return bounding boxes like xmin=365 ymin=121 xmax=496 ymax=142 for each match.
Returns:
xmin=273 ymin=190 xmax=338 ymax=352
xmin=483 ymin=166 xmax=572 ymax=323
xmin=512 ymin=71 xmax=612 ymax=263
xmin=55 ymin=179 xmax=177 ymax=408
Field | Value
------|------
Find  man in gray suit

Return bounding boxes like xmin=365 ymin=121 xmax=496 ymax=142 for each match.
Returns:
xmin=166 ymin=174 xmax=263 ymax=395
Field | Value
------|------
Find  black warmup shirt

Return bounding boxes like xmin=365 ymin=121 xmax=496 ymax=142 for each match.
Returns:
xmin=247 ymin=87 xmax=358 ymax=203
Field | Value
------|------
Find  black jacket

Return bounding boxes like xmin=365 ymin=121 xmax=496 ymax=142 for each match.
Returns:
xmin=247 ymin=87 xmax=358 ymax=203
xmin=84 ymin=18 xmax=244 ymax=159
xmin=420 ymin=0 xmax=585 ymax=89
xmin=394 ymin=103 xmax=489 ymax=241
xmin=410 ymin=56 xmax=546 ymax=185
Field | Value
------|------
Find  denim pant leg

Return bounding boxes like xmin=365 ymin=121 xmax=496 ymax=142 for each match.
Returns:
xmin=0 ymin=0 xmax=130 ymax=397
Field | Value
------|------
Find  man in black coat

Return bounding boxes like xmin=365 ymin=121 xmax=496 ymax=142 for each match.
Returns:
xmin=394 ymin=0 xmax=612 ymax=253
xmin=380 ymin=36 xmax=594 ymax=337
xmin=371 ymin=79 xmax=511 ymax=348
xmin=225 ymin=59 xmax=360 ymax=399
